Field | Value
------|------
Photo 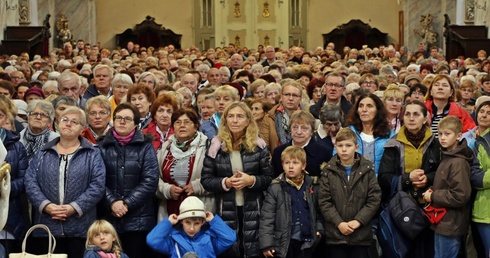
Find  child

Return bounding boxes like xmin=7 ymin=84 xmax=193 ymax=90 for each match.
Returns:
xmin=318 ymin=128 xmax=381 ymax=258
xmin=84 ymin=220 xmax=129 ymax=258
xmin=146 ymin=196 xmax=236 ymax=258
xmin=422 ymin=116 xmax=473 ymax=258
xmin=259 ymin=146 xmax=323 ymax=258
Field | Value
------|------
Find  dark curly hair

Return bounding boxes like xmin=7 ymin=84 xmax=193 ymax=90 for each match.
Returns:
xmin=346 ymin=93 xmax=391 ymax=138
xmin=306 ymin=77 xmax=325 ymax=99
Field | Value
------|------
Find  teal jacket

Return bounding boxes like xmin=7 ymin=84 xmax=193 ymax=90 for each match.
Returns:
xmin=471 ymin=128 xmax=490 ymax=223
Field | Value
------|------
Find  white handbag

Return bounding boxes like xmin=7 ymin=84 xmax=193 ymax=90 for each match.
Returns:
xmin=9 ymin=224 xmax=67 ymax=258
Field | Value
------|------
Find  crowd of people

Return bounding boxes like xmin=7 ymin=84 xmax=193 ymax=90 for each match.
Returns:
xmin=0 ymin=38 xmax=489 ymax=258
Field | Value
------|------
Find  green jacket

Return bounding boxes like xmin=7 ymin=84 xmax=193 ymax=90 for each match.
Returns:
xmin=471 ymin=128 xmax=490 ymax=223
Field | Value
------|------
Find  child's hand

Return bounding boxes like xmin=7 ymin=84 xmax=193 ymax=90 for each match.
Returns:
xmin=423 ymin=189 xmax=433 ymax=203
xmin=347 ymin=220 xmax=361 ymax=230
xmin=263 ymin=249 xmax=275 ymax=257
xmin=337 ymin=222 xmax=354 ymax=236
xmin=205 ymin=211 xmax=214 ymax=222
xmin=168 ymin=214 xmax=179 ymax=225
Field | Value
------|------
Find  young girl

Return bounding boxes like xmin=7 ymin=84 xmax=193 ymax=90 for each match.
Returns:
xmin=84 ymin=220 xmax=129 ymax=258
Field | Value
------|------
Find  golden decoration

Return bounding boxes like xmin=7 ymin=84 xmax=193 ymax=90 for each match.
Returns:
xmin=263 ymin=1 xmax=270 ymax=18
xmin=234 ymin=1 xmax=241 ymax=18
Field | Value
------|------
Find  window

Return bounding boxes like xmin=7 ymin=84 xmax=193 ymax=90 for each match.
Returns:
xmin=202 ymin=0 xmax=212 ymax=27
xmin=291 ymin=0 xmax=300 ymax=27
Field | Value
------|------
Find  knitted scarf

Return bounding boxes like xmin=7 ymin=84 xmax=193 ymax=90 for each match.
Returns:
xmin=24 ymin=127 xmax=51 ymax=162
xmin=405 ymin=126 xmax=427 ymax=149
xmin=174 ymin=132 xmax=198 ymax=152
xmin=112 ymin=128 xmax=135 ymax=146
xmin=96 ymin=251 xmax=117 ymax=258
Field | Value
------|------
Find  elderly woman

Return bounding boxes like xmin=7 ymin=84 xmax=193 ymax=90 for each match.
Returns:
xmin=306 ymin=77 xmax=325 ymax=106
xmin=142 ymin=94 xmax=179 ymax=150
xmin=382 ymin=85 xmax=405 ymax=133
xmin=313 ymin=104 xmax=344 ymax=152
xmin=51 ymin=96 xmax=78 ymax=132
xmin=248 ymin=98 xmax=272 ymax=123
xmin=458 ymin=80 xmax=477 ymax=114
xmin=137 ymin=71 xmax=157 ymax=89
xmin=425 ymin=74 xmax=475 ymax=136
xmin=155 ymin=108 xmax=213 ymax=221
xmin=19 ymin=100 xmax=59 ymax=163
xmin=25 ymin=107 xmax=106 ymax=258
xmin=264 ymin=82 xmax=282 ymax=105
xmin=109 ymin=73 xmax=133 ymax=117
xmin=378 ymin=101 xmax=441 ymax=258
xmin=0 ymin=100 xmax=28 ymax=256
xmin=98 ymin=103 xmax=158 ymax=258
xmin=128 ymin=82 xmax=156 ymax=130
xmin=409 ymin=83 xmax=427 ymax=103
xmin=200 ymin=85 xmax=239 ymax=139
xmin=81 ymin=96 xmax=112 ymax=143
xmin=346 ymin=93 xmax=394 ymax=175
xmin=201 ymin=102 xmax=273 ymax=258
xmin=248 ymin=78 xmax=267 ymax=99
xmin=271 ymin=110 xmax=332 ymax=178
xmin=251 ymin=63 xmax=264 ymax=81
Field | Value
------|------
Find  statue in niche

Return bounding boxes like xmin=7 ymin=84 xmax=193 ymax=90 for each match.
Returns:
xmin=416 ymin=14 xmax=438 ymax=49
xmin=56 ymin=14 xmax=73 ymax=45
xmin=466 ymin=0 xmax=475 ymax=22
xmin=19 ymin=4 xmax=28 ymax=22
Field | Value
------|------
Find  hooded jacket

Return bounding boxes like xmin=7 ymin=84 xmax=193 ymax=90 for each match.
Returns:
xmin=470 ymin=128 xmax=490 ymax=224
xmin=430 ymin=139 xmax=473 ymax=236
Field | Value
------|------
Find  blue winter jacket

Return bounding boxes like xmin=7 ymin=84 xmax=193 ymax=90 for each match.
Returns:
xmin=346 ymin=125 xmax=395 ymax=175
xmin=200 ymin=116 xmax=218 ymax=140
xmin=25 ymin=137 xmax=106 ymax=238
xmin=98 ymin=129 xmax=159 ymax=233
xmin=3 ymin=130 xmax=29 ymax=239
xmin=146 ymin=215 xmax=236 ymax=258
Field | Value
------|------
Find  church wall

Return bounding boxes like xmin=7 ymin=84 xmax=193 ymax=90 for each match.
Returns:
xmin=306 ymin=0 xmax=402 ymax=50
xmin=96 ymin=0 xmax=193 ymax=50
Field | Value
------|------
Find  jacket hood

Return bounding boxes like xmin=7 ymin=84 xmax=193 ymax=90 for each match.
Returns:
xmin=2 ymin=130 xmax=20 ymax=146
xmin=442 ymin=138 xmax=473 ymax=163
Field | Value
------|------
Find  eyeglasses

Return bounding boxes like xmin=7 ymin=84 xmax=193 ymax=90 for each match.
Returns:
xmin=282 ymin=93 xmax=301 ymax=99
xmin=411 ymin=91 xmax=425 ymax=96
xmin=291 ymin=125 xmax=311 ymax=132
xmin=60 ymin=117 xmax=81 ymax=126
xmin=313 ymin=88 xmax=323 ymax=94
xmin=29 ymin=112 xmax=50 ymax=119
xmin=114 ymin=116 xmax=134 ymax=123
xmin=324 ymin=83 xmax=344 ymax=88
xmin=174 ymin=119 xmax=193 ymax=126
xmin=88 ymin=111 xmax=110 ymax=117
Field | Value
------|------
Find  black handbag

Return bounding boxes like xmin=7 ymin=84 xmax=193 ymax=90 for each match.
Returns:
xmin=388 ymin=176 xmax=429 ymax=240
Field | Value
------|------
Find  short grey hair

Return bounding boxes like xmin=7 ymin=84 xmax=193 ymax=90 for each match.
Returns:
xmin=60 ymin=106 xmax=87 ymax=127
xmin=51 ymin=95 xmax=78 ymax=109
xmin=319 ymin=103 xmax=344 ymax=125
xmin=112 ymin=73 xmax=134 ymax=87
xmin=57 ymin=71 xmax=81 ymax=88
xmin=42 ymin=80 xmax=58 ymax=90
xmin=93 ymin=64 xmax=114 ymax=78
xmin=27 ymin=100 xmax=55 ymax=122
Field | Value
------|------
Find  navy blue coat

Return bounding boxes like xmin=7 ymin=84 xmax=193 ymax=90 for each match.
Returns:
xmin=98 ymin=129 xmax=158 ymax=233
xmin=3 ymin=130 xmax=28 ymax=239
xmin=271 ymin=140 xmax=332 ymax=178
xmin=25 ymin=137 xmax=106 ymax=238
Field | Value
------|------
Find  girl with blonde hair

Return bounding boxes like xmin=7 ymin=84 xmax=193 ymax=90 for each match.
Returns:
xmin=84 ymin=220 xmax=129 ymax=258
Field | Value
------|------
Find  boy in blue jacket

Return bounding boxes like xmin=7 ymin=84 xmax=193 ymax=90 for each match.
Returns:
xmin=147 ymin=196 xmax=236 ymax=258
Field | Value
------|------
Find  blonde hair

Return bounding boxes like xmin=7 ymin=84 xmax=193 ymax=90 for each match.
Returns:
xmin=438 ymin=115 xmax=463 ymax=134
xmin=281 ymin=145 xmax=306 ymax=164
xmin=218 ymin=101 xmax=259 ymax=152
xmin=382 ymin=84 xmax=405 ymax=101
xmin=86 ymin=220 xmax=124 ymax=258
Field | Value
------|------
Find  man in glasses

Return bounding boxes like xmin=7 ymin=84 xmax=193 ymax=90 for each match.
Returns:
xmin=310 ymin=72 xmax=351 ymax=120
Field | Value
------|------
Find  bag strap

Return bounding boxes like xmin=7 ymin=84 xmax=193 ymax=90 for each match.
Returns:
xmin=21 ymin=224 xmax=56 ymax=254
xmin=390 ymin=175 xmax=402 ymax=197
xmin=175 ymin=242 xmax=181 ymax=258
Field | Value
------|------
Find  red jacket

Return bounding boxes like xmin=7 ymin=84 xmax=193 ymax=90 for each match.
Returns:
xmin=142 ymin=120 xmax=174 ymax=150
xmin=425 ymin=100 xmax=476 ymax=133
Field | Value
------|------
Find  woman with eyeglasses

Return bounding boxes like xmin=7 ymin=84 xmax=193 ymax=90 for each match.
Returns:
xmin=155 ymin=108 xmax=213 ymax=222
xmin=201 ymin=102 xmax=273 ymax=258
xmin=97 ymin=102 xmax=158 ymax=258
xmin=19 ymin=100 xmax=59 ymax=163
xmin=81 ymin=96 xmax=112 ymax=144
xmin=25 ymin=107 xmax=106 ymax=258
xmin=271 ymin=110 xmax=332 ymax=178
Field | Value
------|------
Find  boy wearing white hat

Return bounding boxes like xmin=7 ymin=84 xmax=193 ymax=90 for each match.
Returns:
xmin=147 ymin=196 xmax=236 ymax=258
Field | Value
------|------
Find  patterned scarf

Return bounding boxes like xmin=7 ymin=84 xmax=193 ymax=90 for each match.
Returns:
xmin=174 ymin=132 xmax=198 ymax=152
xmin=24 ymin=127 xmax=51 ymax=163
xmin=275 ymin=106 xmax=291 ymax=145
xmin=0 ymin=128 xmax=5 ymax=142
